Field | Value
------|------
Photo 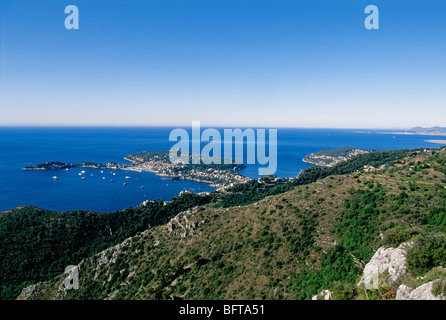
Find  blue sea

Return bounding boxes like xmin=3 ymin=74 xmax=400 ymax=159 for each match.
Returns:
xmin=0 ymin=127 xmax=442 ymax=212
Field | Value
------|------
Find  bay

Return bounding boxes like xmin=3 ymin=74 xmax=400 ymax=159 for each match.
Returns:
xmin=0 ymin=127 xmax=441 ymax=212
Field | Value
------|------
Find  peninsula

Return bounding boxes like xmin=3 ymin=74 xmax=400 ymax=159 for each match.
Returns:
xmin=23 ymin=161 xmax=123 ymax=171
xmin=23 ymin=150 xmax=251 ymax=189
xmin=303 ymin=147 xmax=370 ymax=167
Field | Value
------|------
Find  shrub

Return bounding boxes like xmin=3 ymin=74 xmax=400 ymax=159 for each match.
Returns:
xmin=406 ymin=235 xmax=446 ymax=276
xmin=382 ymin=228 xmax=419 ymax=247
xmin=330 ymin=281 xmax=357 ymax=300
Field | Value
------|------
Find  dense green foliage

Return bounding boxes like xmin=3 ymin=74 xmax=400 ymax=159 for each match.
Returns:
xmin=290 ymin=164 xmax=446 ymax=300
xmin=216 ymin=149 xmax=413 ymax=207
xmin=290 ymin=185 xmax=388 ymax=299
xmin=2 ymin=147 xmax=446 ymax=300
xmin=0 ymin=192 xmax=211 ymax=300
xmin=406 ymin=235 xmax=446 ymax=276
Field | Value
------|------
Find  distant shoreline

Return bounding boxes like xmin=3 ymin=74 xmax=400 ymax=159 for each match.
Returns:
xmin=353 ymin=131 xmax=446 ymax=137
xmin=426 ymin=140 xmax=446 ymax=145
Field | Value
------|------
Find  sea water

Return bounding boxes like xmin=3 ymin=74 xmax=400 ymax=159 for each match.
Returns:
xmin=0 ymin=127 xmax=441 ymax=212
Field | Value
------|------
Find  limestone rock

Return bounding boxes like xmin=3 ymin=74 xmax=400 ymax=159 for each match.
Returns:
xmin=166 ymin=208 xmax=205 ymax=237
xmin=395 ymin=284 xmax=412 ymax=300
xmin=312 ymin=290 xmax=333 ymax=300
xmin=358 ymin=244 xmax=408 ymax=289
xmin=16 ymin=282 xmax=46 ymax=300
xmin=396 ymin=281 xmax=444 ymax=300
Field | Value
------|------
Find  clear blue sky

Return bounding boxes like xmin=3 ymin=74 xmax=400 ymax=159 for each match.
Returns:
xmin=0 ymin=0 xmax=445 ymax=128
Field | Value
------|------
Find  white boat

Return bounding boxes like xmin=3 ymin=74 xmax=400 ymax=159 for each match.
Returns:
xmin=78 ymin=173 xmax=82 ymax=176
xmin=125 ymin=176 xmax=130 ymax=179
xmin=52 ymin=176 xmax=58 ymax=179
xmin=81 ymin=170 xmax=85 ymax=174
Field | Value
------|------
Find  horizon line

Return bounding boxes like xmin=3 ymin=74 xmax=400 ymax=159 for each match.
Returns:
xmin=0 ymin=124 xmax=441 ymax=130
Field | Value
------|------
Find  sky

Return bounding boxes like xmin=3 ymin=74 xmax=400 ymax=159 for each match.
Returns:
xmin=0 ymin=0 xmax=445 ymax=128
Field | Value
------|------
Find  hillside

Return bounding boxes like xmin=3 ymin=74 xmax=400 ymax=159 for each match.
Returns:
xmin=409 ymin=127 xmax=446 ymax=135
xmin=13 ymin=147 xmax=446 ymax=300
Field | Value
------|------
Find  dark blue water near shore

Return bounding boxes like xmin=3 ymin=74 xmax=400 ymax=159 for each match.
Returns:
xmin=0 ymin=127 xmax=442 ymax=212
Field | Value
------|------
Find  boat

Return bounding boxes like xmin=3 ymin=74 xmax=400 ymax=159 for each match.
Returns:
xmin=123 ymin=183 xmax=127 ymax=186
xmin=78 ymin=173 xmax=82 ymax=176
xmin=110 ymin=180 xmax=114 ymax=182
xmin=141 ymin=186 xmax=144 ymax=189
xmin=81 ymin=177 xmax=86 ymax=180
xmin=125 ymin=176 xmax=130 ymax=179
xmin=52 ymin=176 xmax=58 ymax=179
xmin=81 ymin=170 xmax=85 ymax=174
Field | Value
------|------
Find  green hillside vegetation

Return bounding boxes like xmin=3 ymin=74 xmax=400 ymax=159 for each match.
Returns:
xmin=2 ymin=147 xmax=446 ymax=300
xmin=218 ymin=148 xmax=412 ymax=207
xmin=0 ymin=193 xmax=212 ymax=299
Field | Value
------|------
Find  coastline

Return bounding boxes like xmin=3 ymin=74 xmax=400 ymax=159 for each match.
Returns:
xmin=425 ymin=140 xmax=446 ymax=145
xmin=354 ymin=131 xmax=446 ymax=137
xmin=23 ymin=151 xmax=251 ymax=189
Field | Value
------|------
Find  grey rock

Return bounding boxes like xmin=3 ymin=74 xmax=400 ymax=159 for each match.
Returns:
xmin=395 ymin=284 xmax=412 ymax=300
xmin=358 ymin=244 xmax=408 ymax=289
xmin=396 ymin=280 xmax=445 ymax=300
xmin=312 ymin=290 xmax=333 ymax=300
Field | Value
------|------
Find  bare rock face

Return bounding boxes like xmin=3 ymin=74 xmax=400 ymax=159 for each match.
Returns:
xmin=312 ymin=290 xmax=333 ymax=300
xmin=395 ymin=284 xmax=412 ymax=300
xmin=396 ymin=280 xmax=444 ymax=300
xmin=358 ymin=244 xmax=409 ymax=289
xmin=358 ymin=242 xmax=446 ymax=300
xmin=166 ymin=208 xmax=205 ymax=237
xmin=408 ymin=281 xmax=441 ymax=300
xmin=16 ymin=282 xmax=46 ymax=300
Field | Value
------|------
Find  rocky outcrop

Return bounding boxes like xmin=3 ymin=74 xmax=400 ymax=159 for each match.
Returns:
xmin=166 ymin=208 xmax=206 ymax=237
xmin=357 ymin=242 xmax=446 ymax=300
xmin=312 ymin=290 xmax=333 ymax=300
xmin=396 ymin=280 xmax=443 ymax=300
xmin=16 ymin=282 xmax=48 ymax=300
xmin=357 ymin=244 xmax=410 ymax=289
